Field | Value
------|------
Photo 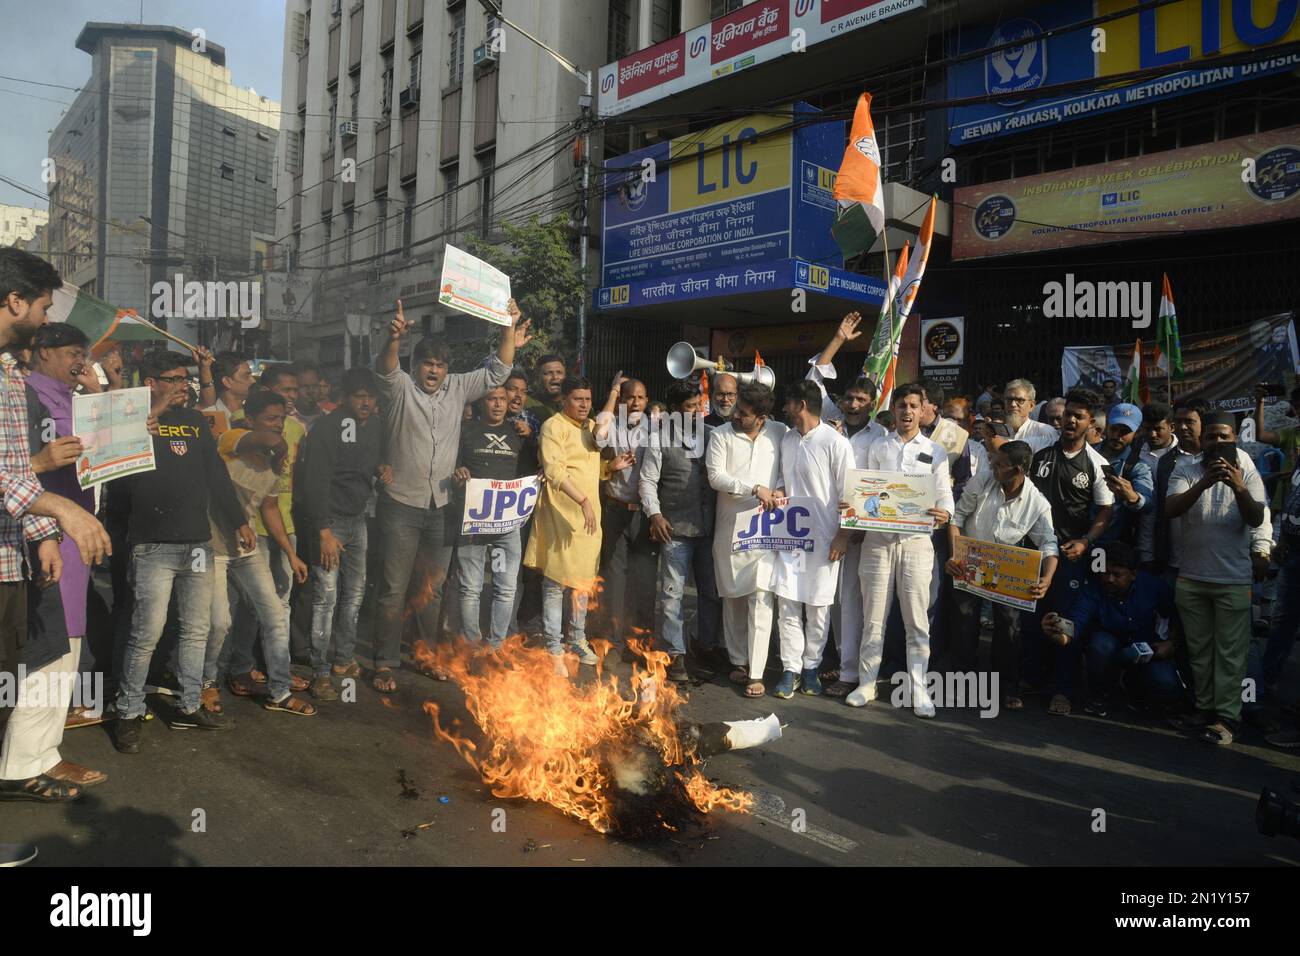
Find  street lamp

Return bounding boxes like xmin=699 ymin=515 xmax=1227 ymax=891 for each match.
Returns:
xmin=475 ymin=0 xmax=592 ymax=373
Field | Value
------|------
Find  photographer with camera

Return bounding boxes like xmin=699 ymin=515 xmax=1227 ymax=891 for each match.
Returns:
xmin=1164 ymin=411 xmax=1269 ymax=747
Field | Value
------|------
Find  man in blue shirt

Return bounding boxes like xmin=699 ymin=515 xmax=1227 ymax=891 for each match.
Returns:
xmin=1098 ymin=403 xmax=1154 ymax=547
xmin=1044 ymin=542 xmax=1183 ymax=717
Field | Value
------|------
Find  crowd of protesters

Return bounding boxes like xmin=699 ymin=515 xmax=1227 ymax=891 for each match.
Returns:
xmin=0 ymin=246 xmax=1298 ymax=811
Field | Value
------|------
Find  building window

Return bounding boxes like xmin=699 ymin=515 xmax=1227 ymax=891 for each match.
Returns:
xmin=402 ymin=187 xmax=415 ymax=255
xmin=478 ymin=153 xmax=493 ymax=238
xmin=220 ymin=162 xmax=235 ymax=180
xmin=442 ymin=165 xmax=458 ymax=238
xmin=710 ymin=0 xmax=742 ymax=19
xmin=376 ymin=197 xmax=388 ymax=256
xmin=409 ymin=44 xmax=422 ymax=92
xmin=448 ymin=4 xmax=465 ymax=86
xmin=607 ymin=0 xmax=632 ymax=62
xmin=328 ymin=90 xmax=338 ymax=141
xmin=222 ymin=126 xmax=236 ymax=138
xmin=322 ymin=219 xmax=333 ymax=266
xmin=381 ymin=54 xmax=394 ymax=114
xmin=651 ymin=0 xmax=679 ymax=43
xmin=344 ymin=207 xmax=354 ymax=262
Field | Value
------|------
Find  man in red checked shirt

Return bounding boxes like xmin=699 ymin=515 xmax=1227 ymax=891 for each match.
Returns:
xmin=0 ymin=248 xmax=112 ymax=809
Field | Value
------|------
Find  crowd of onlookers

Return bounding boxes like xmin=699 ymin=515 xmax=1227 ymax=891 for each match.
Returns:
xmin=0 ymin=246 xmax=1297 ymax=816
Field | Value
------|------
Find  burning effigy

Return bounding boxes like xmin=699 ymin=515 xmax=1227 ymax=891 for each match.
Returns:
xmin=419 ymin=637 xmax=758 ymax=838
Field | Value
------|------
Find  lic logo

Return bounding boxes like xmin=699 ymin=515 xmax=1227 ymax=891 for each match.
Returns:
xmin=794 ymin=0 xmax=815 ymax=16
xmin=601 ymin=72 xmax=616 ymax=94
xmin=985 ymin=18 xmax=1045 ymax=101
xmin=689 ymin=35 xmax=707 ymax=58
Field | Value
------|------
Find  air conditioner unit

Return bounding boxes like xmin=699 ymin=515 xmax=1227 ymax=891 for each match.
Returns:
xmin=399 ymin=86 xmax=420 ymax=108
xmin=338 ymin=120 xmax=359 ymax=139
xmin=473 ymin=44 xmax=497 ymax=67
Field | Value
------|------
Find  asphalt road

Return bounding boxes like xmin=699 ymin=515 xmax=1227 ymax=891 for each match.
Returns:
xmin=6 ymin=651 xmax=1300 ymax=867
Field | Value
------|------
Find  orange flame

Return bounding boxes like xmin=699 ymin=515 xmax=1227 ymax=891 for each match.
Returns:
xmin=419 ymin=636 xmax=751 ymax=834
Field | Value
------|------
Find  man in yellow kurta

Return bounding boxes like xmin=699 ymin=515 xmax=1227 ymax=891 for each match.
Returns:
xmin=524 ymin=375 xmax=632 ymax=673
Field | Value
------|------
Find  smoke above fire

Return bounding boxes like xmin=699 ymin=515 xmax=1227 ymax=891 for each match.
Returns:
xmin=419 ymin=636 xmax=752 ymax=838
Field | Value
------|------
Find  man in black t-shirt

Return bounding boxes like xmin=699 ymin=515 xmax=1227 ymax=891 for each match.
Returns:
xmin=112 ymin=350 xmax=252 ymax=752
xmin=452 ymin=385 xmax=537 ymax=648
xmin=1021 ymin=388 xmax=1115 ymax=715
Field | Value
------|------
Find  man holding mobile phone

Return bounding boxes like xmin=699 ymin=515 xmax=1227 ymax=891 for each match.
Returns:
xmin=1164 ymin=411 xmax=1268 ymax=746
xmin=1097 ymin=403 xmax=1153 ymax=548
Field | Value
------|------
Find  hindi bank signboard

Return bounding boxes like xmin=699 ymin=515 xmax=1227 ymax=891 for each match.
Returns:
xmin=947 ymin=0 xmax=1300 ymax=145
xmin=598 ymin=0 xmax=926 ymax=118
xmin=953 ymin=124 xmax=1300 ymax=260
xmin=600 ymin=103 xmax=842 ymax=287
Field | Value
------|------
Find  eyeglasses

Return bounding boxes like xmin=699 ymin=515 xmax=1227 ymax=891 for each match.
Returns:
xmin=156 ymin=375 xmax=189 ymax=384
xmin=1005 ymin=396 xmax=1032 ymax=405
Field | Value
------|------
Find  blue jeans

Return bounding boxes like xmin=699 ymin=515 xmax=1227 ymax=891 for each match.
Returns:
xmin=457 ymin=530 xmax=521 ymax=648
xmin=1020 ymin=551 xmax=1088 ymax=696
xmin=225 ymin=533 xmax=295 ymax=679
xmin=1084 ymin=628 xmax=1183 ymax=706
xmin=541 ymin=577 xmax=588 ymax=655
xmin=1262 ymin=550 xmax=1300 ymax=691
xmin=372 ymin=495 xmax=453 ymax=669
xmin=210 ymin=546 xmax=294 ymax=701
xmin=656 ymin=535 xmax=721 ymax=658
xmin=116 ymin=543 xmax=214 ymax=718
xmin=310 ymin=516 xmax=368 ymax=678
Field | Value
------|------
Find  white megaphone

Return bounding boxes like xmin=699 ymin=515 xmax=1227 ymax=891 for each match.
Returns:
xmin=666 ymin=341 xmax=719 ymax=380
xmin=735 ymin=365 xmax=776 ymax=389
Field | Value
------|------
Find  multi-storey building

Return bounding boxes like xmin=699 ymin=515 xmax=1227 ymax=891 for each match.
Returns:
xmin=274 ymin=0 xmax=619 ymax=369
xmin=0 ymin=205 xmax=48 ymax=249
xmin=46 ymin=22 xmax=279 ymax=346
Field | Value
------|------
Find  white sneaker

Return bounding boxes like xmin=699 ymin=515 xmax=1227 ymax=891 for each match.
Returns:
xmin=567 ymin=639 xmax=598 ymax=666
xmin=845 ymin=683 xmax=878 ymax=708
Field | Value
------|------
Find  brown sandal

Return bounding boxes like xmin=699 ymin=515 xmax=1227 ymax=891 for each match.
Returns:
xmin=201 ymin=686 xmax=223 ymax=714
xmin=46 ymin=760 xmax=108 ymax=788
xmin=228 ymin=673 xmax=259 ymax=697
xmin=332 ymin=660 xmax=361 ymax=679
xmin=250 ymin=668 xmax=310 ymax=692
xmin=0 ymin=773 xmax=82 ymax=802
xmin=823 ymin=680 xmax=856 ymax=699
xmin=263 ymin=694 xmax=317 ymax=716
xmin=744 ymin=681 xmax=764 ymax=698
xmin=728 ymin=667 xmax=749 ymax=685
xmin=372 ymin=668 xmax=398 ymax=693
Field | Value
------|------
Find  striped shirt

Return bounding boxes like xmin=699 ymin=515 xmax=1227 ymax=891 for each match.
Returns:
xmin=0 ymin=356 xmax=59 ymax=581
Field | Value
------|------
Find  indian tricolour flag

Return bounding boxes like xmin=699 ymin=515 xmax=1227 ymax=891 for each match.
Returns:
xmin=1153 ymin=272 xmax=1183 ymax=380
xmin=862 ymin=242 xmax=908 ymax=415
xmin=831 ymin=93 xmax=886 ymax=261
xmin=1123 ymin=338 xmax=1146 ymax=405
xmin=47 ymin=283 xmax=166 ymax=353
xmin=864 ymin=195 xmax=938 ymax=415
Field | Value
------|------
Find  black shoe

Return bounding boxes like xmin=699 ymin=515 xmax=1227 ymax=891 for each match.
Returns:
xmin=167 ymin=706 xmax=234 ymax=731
xmin=666 ymin=655 xmax=689 ymax=683
xmin=1084 ymin=698 xmax=1109 ymax=718
xmin=114 ymin=716 xmax=145 ymax=754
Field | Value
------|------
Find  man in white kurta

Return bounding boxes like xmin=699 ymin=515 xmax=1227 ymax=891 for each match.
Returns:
xmin=771 ymin=382 xmax=853 ymax=698
xmin=823 ymin=421 xmax=886 ymax=698
xmin=850 ymin=384 xmax=956 ymax=716
xmin=705 ymin=385 xmax=788 ymax=692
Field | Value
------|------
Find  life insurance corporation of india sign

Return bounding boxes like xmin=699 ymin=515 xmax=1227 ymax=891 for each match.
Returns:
xmin=596 ymin=0 xmax=927 ymax=117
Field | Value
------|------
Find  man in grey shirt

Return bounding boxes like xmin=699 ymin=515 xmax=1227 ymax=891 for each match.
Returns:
xmin=370 ymin=298 xmax=527 ymax=691
xmin=1165 ymin=411 xmax=1270 ymax=746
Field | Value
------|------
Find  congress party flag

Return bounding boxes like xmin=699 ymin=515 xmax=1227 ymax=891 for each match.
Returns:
xmin=831 ymin=93 xmax=886 ymax=261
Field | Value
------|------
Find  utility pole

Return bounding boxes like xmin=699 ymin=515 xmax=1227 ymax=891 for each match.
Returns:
xmin=476 ymin=0 xmax=592 ymax=373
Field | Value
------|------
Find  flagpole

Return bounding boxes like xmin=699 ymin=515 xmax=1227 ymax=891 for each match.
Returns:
xmin=872 ymin=219 xmax=892 ymax=421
